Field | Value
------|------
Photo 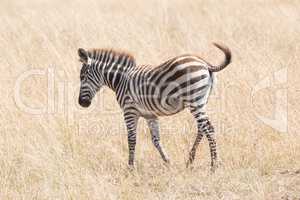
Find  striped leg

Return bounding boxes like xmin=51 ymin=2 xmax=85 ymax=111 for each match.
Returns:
xmin=186 ymin=128 xmax=204 ymax=168
xmin=187 ymin=106 xmax=217 ymax=172
xmin=146 ymin=118 xmax=170 ymax=164
xmin=124 ymin=111 xmax=139 ymax=168
xmin=200 ymin=117 xmax=217 ymax=172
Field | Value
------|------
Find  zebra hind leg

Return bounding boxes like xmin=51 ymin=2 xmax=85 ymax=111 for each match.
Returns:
xmin=187 ymin=106 xmax=218 ymax=172
xmin=186 ymin=130 xmax=204 ymax=168
xmin=146 ymin=118 xmax=170 ymax=164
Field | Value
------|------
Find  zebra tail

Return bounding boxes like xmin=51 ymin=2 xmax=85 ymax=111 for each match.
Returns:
xmin=208 ymin=43 xmax=232 ymax=72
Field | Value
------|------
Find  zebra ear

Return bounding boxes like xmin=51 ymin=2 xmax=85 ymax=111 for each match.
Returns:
xmin=78 ymin=48 xmax=88 ymax=63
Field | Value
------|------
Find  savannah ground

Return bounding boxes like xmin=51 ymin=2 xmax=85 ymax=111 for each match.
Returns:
xmin=1 ymin=0 xmax=300 ymax=199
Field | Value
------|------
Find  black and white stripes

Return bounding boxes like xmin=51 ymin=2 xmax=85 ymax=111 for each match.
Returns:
xmin=78 ymin=43 xmax=231 ymax=171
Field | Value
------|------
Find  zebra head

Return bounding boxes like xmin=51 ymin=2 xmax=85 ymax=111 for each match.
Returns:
xmin=78 ymin=48 xmax=103 ymax=107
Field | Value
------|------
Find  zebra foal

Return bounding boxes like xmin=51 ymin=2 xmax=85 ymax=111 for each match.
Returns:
xmin=78 ymin=43 xmax=231 ymax=171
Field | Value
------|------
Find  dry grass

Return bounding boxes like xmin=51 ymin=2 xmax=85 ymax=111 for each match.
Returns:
xmin=1 ymin=0 xmax=300 ymax=199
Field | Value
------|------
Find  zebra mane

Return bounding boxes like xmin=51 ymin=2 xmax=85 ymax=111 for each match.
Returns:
xmin=87 ymin=48 xmax=136 ymax=66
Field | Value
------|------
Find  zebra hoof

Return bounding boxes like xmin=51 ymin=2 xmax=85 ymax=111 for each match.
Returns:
xmin=186 ymin=162 xmax=195 ymax=170
xmin=210 ymin=166 xmax=216 ymax=173
xmin=185 ymin=157 xmax=194 ymax=169
xmin=210 ymin=163 xmax=219 ymax=173
xmin=163 ymin=160 xmax=171 ymax=168
xmin=128 ymin=164 xmax=135 ymax=172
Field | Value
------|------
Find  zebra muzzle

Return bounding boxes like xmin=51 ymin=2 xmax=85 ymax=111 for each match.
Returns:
xmin=79 ymin=97 xmax=91 ymax=107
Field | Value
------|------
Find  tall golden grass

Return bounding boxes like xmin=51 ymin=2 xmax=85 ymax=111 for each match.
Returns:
xmin=1 ymin=0 xmax=300 ymax=199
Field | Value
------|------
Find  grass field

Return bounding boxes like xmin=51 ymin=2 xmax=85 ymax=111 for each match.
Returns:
xmin=1 ymin=0 xmax=300 ymax=199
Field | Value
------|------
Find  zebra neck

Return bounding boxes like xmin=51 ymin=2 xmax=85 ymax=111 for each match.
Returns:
xmin=100 ymin=66 xmax=130 ymax=107
xmin=101 ymin=65 xmax=129 ymax=92
xmin=96 ymin=53 xmax=135 ymax=97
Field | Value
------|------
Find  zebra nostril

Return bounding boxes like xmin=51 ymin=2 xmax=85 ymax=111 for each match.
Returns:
xmin=79 ymin=97 xmax=91 ymax=107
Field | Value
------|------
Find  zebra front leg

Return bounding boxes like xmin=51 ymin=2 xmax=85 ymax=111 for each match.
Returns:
xmin=124 ymin=112 xmax=139 ymax=169
xmin=146 ymin=118 xmax=170 ymax=164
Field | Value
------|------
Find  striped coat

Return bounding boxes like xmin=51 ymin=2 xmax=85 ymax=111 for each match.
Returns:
xmin=78 ymin=43 xmax=231 ymax=171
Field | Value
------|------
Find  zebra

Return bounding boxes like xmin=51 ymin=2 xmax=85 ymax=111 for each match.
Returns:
xmin=78 ymin=43 xmax=231 ymax=172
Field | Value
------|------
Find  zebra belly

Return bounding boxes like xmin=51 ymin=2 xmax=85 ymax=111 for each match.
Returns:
xmin=134 ymin=95 xmax=186 ymax=117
